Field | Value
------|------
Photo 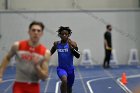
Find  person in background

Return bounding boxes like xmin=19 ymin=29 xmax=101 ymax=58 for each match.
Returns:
xmin=103 ymin=24 xmax=112 ymax=68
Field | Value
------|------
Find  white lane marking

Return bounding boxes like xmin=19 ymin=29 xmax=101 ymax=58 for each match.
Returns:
xmin=44 ymin=67 xmax=53 ymax=93
xmin=55 ymin=81 xmax=61 ymax=93
xmin=87 ymin=77 xmax=111 ymax=93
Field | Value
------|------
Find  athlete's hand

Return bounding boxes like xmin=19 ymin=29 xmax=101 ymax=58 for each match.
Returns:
xmin=0 ymin=77 xmax=3 ymax=83
xmin=32 ymin=55 xmax=40 ymax=65
xmin=68 ymin=38 xmax=76 ymax=48
xmin=106 ymin=46 xmax=112 ymax=50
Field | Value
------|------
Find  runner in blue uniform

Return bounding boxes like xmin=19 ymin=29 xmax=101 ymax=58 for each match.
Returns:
xmin=51 ymin=26 xmax=80 ymax=93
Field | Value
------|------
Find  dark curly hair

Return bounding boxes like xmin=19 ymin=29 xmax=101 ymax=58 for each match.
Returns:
xmin=57 ymin=26 xmax=72 ymax=36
